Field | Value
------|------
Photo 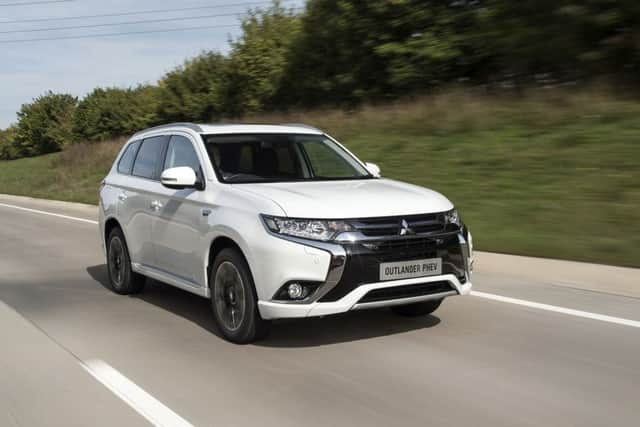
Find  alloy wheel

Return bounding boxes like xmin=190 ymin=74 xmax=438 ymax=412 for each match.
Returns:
xmin=108 ymin=236 xmax=125 ymax=288
xmin=213 ymin=261 xmax=246 ymax=332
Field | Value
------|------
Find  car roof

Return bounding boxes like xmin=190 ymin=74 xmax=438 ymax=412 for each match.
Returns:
xmin=132 ymin=122 xmax=323 ymax=139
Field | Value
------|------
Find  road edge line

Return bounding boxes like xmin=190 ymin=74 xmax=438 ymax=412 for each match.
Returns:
xmin=0 ymin=202 xmax=98 ymax=224
xmin=471 ymin=290 xmax=640 ymax=328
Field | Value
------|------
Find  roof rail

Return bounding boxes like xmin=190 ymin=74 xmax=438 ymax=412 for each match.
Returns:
xmin=280 ymin=123 xmax=322 ymax=132
xmin=133 ymin=122 xmax=202 ymax=137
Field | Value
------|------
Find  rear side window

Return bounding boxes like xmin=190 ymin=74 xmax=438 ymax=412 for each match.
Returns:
xmin=132 ymin=136 xmax=167 ymax=180
xmin=117 ymin=140 xmax=140 ymax=174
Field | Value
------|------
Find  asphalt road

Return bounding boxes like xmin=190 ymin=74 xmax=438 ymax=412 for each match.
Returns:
xmin=1 ymin=195 xmax=639 ymax=427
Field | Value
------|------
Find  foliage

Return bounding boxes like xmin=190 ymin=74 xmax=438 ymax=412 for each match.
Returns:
xmin=12 ymin=92 xmax=77 ymax=157
xmin=279 ymin=0 xmax=481 ymax=105
xmin=278 ymin=0 xmax=391 ymax=106
xmin=373 ymin=2 xmax=480 ymax=91
xmin=156 ymin=52 xmax=227 ymax=123
xmin=475 ymin=0 xmax=640 ymax=82
xmin=279 ymin=0 xmax=640 ymax=104
xmin=223 ymin=1 xmax=301 ymax=114
xmin=73 ymin=86 xmax=160 ymax=142
xmin=4 ymin=0 xmax=640 ymax=158
xmin=0 ymin=126 xmax=18 ymax=160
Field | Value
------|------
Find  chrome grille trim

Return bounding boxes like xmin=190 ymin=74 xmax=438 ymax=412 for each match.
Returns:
xmin=348 ymin=213 xmax=447 ymax=238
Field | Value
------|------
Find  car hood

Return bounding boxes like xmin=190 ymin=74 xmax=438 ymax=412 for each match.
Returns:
xmin=234 ymin=178 xmax=453 ymax=218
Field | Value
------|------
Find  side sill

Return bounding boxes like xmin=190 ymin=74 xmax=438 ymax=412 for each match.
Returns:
xmin=132 ymin=263 xmax=210 ymax=298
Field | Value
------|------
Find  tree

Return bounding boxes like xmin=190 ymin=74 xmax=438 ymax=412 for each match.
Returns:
xmin=278 ymin=0 xmax=388 ymax=106
xmin=373 ymin=1 xmax=481 ymax=91
xmin=223 ymin=1 xmax=302 ymax=114
xmin=157 ymin=52 xmax=227 ymax=122
xmin=73 ymin=85 xmax=160 ymax=142
xmin=0 ymin=126 xmax=18 ymax=160
xmin=278 ymin=0 xmax=481 ymax=106
xmin=13 ymin=92 xmax=77 ymax=157
xmin=472 ymin=0 xmax=640 ymax=83
xmin=5 ymin=0 xmax=640 ymax=159
xmin=561 ymin=0 xmax=640 ymax=80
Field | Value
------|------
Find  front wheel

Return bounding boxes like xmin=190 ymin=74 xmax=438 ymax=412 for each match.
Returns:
xmin=391 ymin=299 xmax=442 ymax=317
xmin=210 ymin=248 xmax=271 ymax=344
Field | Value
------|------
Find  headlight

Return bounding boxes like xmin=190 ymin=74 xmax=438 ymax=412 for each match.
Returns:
xmin=262 ymin=215 xmax=353 ymax=241
xmin=445 ymin=209 xmax=461 ymax=226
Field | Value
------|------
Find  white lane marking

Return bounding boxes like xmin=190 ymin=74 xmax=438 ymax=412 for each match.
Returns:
xmin=81 ymin=359 xmax=193 ymax=427
xmin=0 ymin=202 xmax=98 ymax=225
xmin=471 ymin=291 xmax=640 ymax=329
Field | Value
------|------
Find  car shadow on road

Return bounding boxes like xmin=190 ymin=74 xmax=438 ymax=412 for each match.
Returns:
xmin=86 ymin=264 xmax=221 ymax=336
xmin=257 ymin=311 xmax=440 ymax=348
xmin=87 ymin=264 xmax=441 ymax=348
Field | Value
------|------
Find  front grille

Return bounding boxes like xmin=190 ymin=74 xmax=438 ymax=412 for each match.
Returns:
xmin=374 ymin=237 xmax=442 ymax=252
xmin=319 ymin=233 xmax=467 ymax=302
xmin=358 ymin=281 xmax=454 ymax=304
xmin=352 ymin=213 xmax=446 ymax=237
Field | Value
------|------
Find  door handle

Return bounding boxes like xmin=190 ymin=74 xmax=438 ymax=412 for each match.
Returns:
xmin=150 ymin=200 xmax=163 ymax=211
xmin=118 ymin=193 xmax=127 ymax=201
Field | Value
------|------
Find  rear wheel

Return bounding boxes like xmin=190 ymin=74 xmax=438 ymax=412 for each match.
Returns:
xmin=210 ymin=248 xmax=270 ymax=344
xmin=391 ymin=299 xmax=442 ymax=317
xmin=106 ymin=227 xmax=145 ymax=295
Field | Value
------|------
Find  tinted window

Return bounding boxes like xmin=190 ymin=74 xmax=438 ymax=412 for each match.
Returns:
xmin=117 ymin=140 xmax=140 ymax=174
xmin=164 ymin=136 xmax=201 ymax=173
xmin=132 ymin=136 xmax=166 ymax=180
xmin=203 ymin=134 xmax=369 ymax=183
xmin=300 ymin=138 xmax=358 ymax=178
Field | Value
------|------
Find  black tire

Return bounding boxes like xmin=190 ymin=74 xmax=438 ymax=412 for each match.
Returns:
xmin=210 ymin=248 xmax=271 ymax=344
xmin=391 ymin=299 xmax=442 ymax=317
xmin=106 ymin=227 xmax=145 ymax=295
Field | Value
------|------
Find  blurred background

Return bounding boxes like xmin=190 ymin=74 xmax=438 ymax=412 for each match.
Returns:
xmin=0 ymin=0 xmax=638 ymax=267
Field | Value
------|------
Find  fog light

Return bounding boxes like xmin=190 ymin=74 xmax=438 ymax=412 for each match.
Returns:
xmin=287 ymin=283 xmax=304 ymax=299
xmin=274 ymin=281 xmax=320 ymax=301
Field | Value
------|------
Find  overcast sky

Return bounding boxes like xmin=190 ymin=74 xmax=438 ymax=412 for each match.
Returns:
xmin=0 ymin=0 xmax=304 ymax=128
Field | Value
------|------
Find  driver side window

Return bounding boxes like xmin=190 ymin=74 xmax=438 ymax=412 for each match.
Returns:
xmin=164 ymin=135 xmax=202 ymax=179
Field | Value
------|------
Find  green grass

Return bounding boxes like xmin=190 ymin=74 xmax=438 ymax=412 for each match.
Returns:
xmin=1 ymin=89 xmax=639 ymax=267
xmin=0 ymin=139 xmax=122 ymax=204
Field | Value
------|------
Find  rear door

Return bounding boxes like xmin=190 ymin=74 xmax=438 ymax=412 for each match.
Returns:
xmin=152 ymin=134 xmax=209 ymax=287
xmin=122 ymin=135 xmax=169 ymax=269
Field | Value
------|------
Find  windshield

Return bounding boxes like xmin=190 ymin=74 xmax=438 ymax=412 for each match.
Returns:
xmin=202 ymin=133 xmax=372 ymax=183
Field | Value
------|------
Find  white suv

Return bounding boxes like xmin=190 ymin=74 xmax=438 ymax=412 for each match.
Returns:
xmin=99 ymin=123 xmax=473 ymax=343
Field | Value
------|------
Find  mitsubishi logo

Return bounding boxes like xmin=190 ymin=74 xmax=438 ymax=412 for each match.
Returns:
xmin=399 ymin=219 xmax=415 ymax=236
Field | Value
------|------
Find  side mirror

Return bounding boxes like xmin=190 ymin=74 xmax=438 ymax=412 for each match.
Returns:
xmin=161 ymin=167 xmax=197 ymax=190
xmin=365 ymin=162 xmax=381 ymax=178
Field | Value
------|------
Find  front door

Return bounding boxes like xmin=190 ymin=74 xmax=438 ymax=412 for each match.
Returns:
xmin=152 ymin=135 xmax=208 ymax=287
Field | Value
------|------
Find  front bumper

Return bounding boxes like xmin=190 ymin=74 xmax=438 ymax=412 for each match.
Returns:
xmin=256 ymin=226 xmax=474 ymax=320
xmin=259 ymin=274 xmax=471 ymax=319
